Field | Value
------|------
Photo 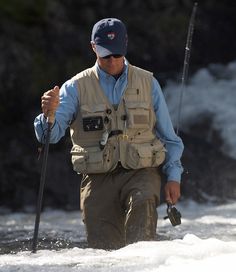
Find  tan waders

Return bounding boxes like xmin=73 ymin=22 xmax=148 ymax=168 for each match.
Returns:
xmin=80 ymin=165 xmax=161 ymax=250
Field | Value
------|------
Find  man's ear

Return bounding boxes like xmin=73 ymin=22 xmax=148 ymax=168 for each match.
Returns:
xmin=91 ymin=42 xmax=96 ymax=53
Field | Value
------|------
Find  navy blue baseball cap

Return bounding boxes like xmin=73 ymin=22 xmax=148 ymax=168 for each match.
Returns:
xmin=91 ymin=18 xmax=128 ymax=57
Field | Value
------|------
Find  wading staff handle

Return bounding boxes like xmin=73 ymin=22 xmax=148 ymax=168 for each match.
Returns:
xmin=47 ymin=110 xmax=55 ymax=124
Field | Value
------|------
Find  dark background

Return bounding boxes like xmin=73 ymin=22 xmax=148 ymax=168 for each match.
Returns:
xmin=1 ymin=0 xmax=236 ymax=211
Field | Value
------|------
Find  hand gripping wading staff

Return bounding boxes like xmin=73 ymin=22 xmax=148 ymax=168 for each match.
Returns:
xmin=32 ymin=111 xmax=55 ymax=253
xmin=176 ymin=2 xmax=198 ymax=135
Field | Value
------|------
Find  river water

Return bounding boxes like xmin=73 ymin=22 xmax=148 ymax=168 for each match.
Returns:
xmin=0 ymin=209 xmax=87 ymax=254
xmin=1 ymin=201 xmax=236 ymax=272
xmin=2 ymin=200 xmax=235 ymax=255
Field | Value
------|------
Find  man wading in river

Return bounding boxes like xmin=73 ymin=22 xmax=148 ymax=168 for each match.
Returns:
xmin=34 ymin=18 xmax=184 ymax=250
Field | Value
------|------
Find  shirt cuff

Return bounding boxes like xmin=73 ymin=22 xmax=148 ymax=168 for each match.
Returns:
xmin=163 ymin=161 xmax=183 ymax=183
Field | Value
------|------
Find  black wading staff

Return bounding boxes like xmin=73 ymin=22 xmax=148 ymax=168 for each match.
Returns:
xmin=176 ymin=2 xmax=198 ymax=135
xmin=32 ymin=111 xmax=55 ymax=253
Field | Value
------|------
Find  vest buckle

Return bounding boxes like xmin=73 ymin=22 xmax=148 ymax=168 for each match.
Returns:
xmin=118 ymin=134 xmax=129 ymax=140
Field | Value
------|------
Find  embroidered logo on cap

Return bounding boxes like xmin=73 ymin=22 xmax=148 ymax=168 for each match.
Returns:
xmin=107 ymin=32 xmax=115 ymax=40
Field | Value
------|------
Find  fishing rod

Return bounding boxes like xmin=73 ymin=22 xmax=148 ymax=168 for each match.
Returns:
xmin=32 ymin=111 xmax=55 ymax=253
xmin=176 ymin=2 xmax=198 ymax=135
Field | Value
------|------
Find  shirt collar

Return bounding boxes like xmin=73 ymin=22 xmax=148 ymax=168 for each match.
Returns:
xmin=95 ymin=58 xmax=129 ymax=80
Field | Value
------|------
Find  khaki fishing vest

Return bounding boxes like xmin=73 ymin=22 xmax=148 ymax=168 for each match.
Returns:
xmin=70 ymin=64 xmax=166 ymax=174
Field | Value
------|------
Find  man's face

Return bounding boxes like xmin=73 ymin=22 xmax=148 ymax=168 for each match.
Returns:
xmin=92 ymin=43 xmax=125 ymax=76
xmin=97 ymin=54 xmax=125 ymax=76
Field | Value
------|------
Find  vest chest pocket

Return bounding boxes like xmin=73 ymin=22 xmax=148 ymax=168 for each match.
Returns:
xmin=80 ymin=104 xmax=107 ymax=131
xmin=125 ymin=140 xmax=166 ymax=169
xmin=80 ymin=104 xmax=106 ymax=118
xmin=78 ymin=104 xmax=108 ymax=141
xmin=125 ymin=102 xmax=152 ymax=129
xmin=71 ymin=145 xmax=115 ymax=174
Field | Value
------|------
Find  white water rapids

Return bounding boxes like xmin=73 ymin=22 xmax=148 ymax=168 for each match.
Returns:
xmin=1 ymin=200 xmax=236 ymax=271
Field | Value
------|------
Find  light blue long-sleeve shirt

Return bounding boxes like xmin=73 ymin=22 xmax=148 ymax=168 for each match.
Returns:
xmin=34 ymin=61 xmax=184 ymax=182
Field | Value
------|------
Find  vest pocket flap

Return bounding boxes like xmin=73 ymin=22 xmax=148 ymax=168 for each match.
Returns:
xmin=125 ymin=102 xmax=151 ymax=128
xmin=137 ymin=141 xmax=166 ymax=157
xmin=125 ymin=140 xmax=166 ymax=169
xmin=137 ymin=145 xmax=153 ymax=157
xmin=81 ymin=104 xmax=106 ymax=114
xmin=125 ymin=101 xmax=150 ymax=109
xmin=71 ymin=146 xmax=87 ymax=172
xmin=71 ymin=146 xmax=103 ymax=163
xmin=71 ymin=145 xmax=115 ymax=174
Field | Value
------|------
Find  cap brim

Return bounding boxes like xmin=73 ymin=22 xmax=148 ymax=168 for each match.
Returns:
xmin=95 ymin=44 xmax=126 ymax=58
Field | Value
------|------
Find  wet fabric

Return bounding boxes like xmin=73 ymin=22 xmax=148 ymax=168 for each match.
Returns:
xmin=80 ymin=166 xmax=161 ymax=249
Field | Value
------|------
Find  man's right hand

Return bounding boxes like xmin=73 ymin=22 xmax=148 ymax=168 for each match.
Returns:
xmin=41 ymin=86 xmax=60 ymax=118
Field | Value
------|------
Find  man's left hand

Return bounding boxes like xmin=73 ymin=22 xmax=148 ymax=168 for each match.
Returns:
xmin=164 ymin=181 xmax=181 ymax=205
